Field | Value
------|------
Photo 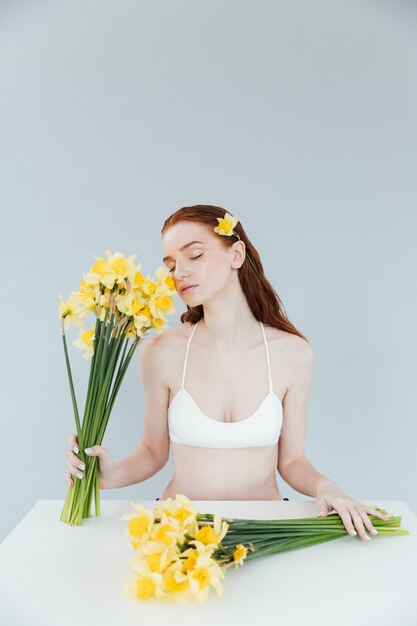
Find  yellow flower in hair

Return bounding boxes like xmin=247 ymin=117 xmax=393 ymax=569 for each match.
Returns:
xmin=213 ymin=212 xmax=239 ymax=237
xmin=213 ymin=210 xmax=261 ymax=277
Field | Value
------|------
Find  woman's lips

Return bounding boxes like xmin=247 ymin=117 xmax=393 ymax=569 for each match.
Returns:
xmin=181 ymin=285 xmax=198 ymax=294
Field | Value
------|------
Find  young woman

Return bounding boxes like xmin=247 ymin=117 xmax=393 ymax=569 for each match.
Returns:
xmin=65 ymin=204 xmax=389 ymax=541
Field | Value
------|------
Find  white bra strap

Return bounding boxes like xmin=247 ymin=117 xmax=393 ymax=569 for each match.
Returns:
xmin=181 ymin=321 xmax=199 ymax=389
xmin=260 ymin=321 xmax=273 ymax=393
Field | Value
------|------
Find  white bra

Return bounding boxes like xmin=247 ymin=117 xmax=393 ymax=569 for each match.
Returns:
xmin=168 ymin=320 xmax=283 ymax=448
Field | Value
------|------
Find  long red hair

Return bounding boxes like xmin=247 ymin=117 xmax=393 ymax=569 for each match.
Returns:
xmin=161 ymin=204 xmax=308 ymax=342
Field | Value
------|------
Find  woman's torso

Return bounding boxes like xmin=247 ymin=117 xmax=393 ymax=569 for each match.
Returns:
xmin=159 ymin=320 xmax=290 ymax=501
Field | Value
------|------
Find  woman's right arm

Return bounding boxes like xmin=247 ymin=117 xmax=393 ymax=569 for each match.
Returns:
xmin=65 ymin=333 xmax=171 ymax=489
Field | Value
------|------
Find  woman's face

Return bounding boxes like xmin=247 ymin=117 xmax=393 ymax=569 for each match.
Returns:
xmin=162 ymin=221 xmax=243 ymax=305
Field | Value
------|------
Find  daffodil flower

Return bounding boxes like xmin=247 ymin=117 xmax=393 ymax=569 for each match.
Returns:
xmin=213 ymin=211 xmax=239 ymax=236
xmin=71 ymin=327 xmax=95 ymax=359
xmin=58 ymin=293 xmax=84 ymax=331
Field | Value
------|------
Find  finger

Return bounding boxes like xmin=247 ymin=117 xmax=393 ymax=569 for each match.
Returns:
xmin=334 ymin=506 xmax=356 ymax=536
xmin=355 ymin=506 xmax=379 ymax=537
xmin=349 ymin=506 xmax=371 ymax=541
xmin=66 ymin=472 xmax=74 ymax=487
xmin=337 ymin=506 xmax=370 ymax=541
xmin=68 ymin=433 xmax=79 ymax=454
xmin=67 ymin=450 xmax=85 ymax=472
xmin=66 ymin=460 xmax=84 ymax=479
xmin=364 ymin=506 xmax=390 ymax=521
xmin=84 ymin=445 xmax=108 ymax=459
xmin=66 ymin=448 xmax=79 ymax=463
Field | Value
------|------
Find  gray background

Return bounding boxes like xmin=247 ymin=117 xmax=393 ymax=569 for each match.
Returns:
xmin=1 ymin=0 xmax=416 ymax=543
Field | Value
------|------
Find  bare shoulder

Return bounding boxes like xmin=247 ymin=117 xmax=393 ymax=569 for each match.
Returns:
xmin=264 ymin=324 xmax=314 ymax=372
xmin=265 ymin=323 xmax=312 ymax=351
xmin=140 ymin=322 xmax=194 ymax=373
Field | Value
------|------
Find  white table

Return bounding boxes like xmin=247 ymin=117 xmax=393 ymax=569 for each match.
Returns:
xmin=0 ymin=499 xmax=415 ymax=626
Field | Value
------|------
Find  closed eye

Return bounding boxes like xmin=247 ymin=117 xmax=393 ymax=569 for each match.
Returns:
xmin=168 ymin=253 xmax=203 ymax=274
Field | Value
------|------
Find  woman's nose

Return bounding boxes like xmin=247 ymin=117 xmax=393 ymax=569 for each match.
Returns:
xmin=174 ymin=261 xmax=190 ymax=280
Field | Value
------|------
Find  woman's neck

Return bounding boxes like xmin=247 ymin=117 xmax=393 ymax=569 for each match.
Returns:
xmin=198 ymin=287 xmax=260 ymax=348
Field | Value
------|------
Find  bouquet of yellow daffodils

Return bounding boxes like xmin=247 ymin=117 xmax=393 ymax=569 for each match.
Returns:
xmin=59 ymin=250 xmax=176 ymax=526
xmin=120 ymin=494 xmax=409 ymax=605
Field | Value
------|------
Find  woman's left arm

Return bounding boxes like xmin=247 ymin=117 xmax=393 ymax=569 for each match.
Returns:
xmin=277 ymin=337 xmax=390 ymax=541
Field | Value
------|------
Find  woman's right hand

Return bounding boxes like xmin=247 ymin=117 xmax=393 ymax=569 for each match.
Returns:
xmin=66 ymin=434 xmax=120 ymax=489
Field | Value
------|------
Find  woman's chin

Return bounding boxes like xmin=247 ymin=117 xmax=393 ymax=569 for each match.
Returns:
xmin=182 ymin=293 xmax=203 ymax=306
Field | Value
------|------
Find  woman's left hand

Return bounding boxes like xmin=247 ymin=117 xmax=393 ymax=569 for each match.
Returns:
xmin=315 ymin=483 xmax=390 ymax=542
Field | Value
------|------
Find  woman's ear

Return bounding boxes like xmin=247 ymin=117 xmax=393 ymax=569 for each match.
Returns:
xmin=232 ymin=240 xmax=246 ymax=269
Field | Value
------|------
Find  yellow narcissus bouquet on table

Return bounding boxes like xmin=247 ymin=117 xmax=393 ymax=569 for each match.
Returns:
xmin=59 ymin=250 xmax=176 ymax=526
xmin=119 ymin=494 xmax=409 ymax=605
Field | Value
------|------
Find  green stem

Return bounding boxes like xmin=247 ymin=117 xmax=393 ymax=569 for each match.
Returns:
xmin=61 ymin=332 xmax=84 ymax=456
xmin=82 ymin=311 xmax=109 ymax=450
xmin=85 ymin=332 xmax=127 ymax=459
xmin=244 ymin=532 xmax=345 ymax=562
xmin=96 ymin=338 xmax=140 ymax=444
xmin=99 ymin=311 xmax=115 ymax=388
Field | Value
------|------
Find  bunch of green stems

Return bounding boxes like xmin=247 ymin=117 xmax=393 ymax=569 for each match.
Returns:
xmin=60 ymin=297 xmax=140 ymax=525
xmin=192 ymin=507 xmax=409 ymax=570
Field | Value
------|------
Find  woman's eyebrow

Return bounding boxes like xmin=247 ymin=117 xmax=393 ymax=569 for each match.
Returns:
xmin=163 ymin=240 xmax=206 ymax=263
